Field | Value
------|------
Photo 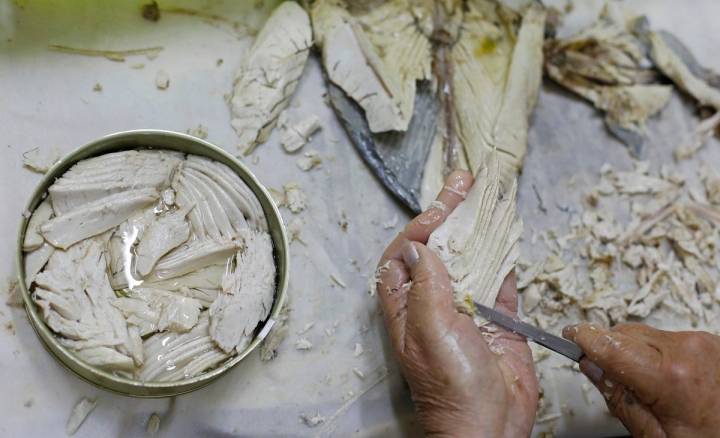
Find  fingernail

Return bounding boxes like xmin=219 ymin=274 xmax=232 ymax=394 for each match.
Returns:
xmin=562 ymin=325 xmax=577 ymax=340
xmin=581 ymin=360 xmax=604 ymax=384
xmin=401 ymin=241 xmax=420 ymax=268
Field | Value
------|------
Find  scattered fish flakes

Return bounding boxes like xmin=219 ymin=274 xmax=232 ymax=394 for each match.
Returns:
xmin=22 ymin=147 xmax=60 ymax=174
xmin=92 ymin=82 xmax=102 ymax=92
xmin=66 ymin=398 xmax=97 ymax=436
xmin=155 ymin=70 xmax=170 ymax=89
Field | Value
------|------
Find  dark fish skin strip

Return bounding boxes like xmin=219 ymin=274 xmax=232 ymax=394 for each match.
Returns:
xmin=326 ymin=79 xmax=438 ymax=214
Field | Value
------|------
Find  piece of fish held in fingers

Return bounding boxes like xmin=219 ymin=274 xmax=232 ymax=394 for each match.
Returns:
xmin=230 ymin=1 xmax=312 ymax=155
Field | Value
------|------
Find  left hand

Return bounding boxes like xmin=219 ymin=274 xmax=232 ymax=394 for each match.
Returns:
xmin=375 ymin=170 xmax=538 ymax=437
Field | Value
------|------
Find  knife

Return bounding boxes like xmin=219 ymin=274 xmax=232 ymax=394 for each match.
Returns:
xmin=472 ymin=301 xmax=584 ymax=362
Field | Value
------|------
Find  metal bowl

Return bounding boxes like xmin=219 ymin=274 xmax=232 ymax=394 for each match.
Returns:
xmin=15 ymin=129 xmax=289 ymax=397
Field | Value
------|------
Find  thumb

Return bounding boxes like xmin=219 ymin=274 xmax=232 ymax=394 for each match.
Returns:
xmin=401 ymin=241 xmax=457 ymax=339
xmin=580 ymin=362 xmax=664 ymax=437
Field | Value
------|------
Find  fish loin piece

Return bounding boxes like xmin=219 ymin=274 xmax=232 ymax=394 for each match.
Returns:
xmin=184 ymin=156 xmax=267 ymax=231
xmin=184 ymin=168 xmax=248 ymax=234
xmin=74 ymin=346 xmax=135 ymax=372
xmin=210 ymin=229 xmax=276 ymax=353
xmin=427 ymin=162 xmax=522 ymax=325
xmin=149 ymin=239 xmax=240 ymax=281
xmin=230 ymin=1 xmax=312 ymax=154
xmin=451 ymin=1 xmax=546 ymax=185
xmin=135 ymin=208 xmax=192 ymax=277
xmin=113 ymin=287 xmax=202 ymax=336
xmin=181 ymin=172 xmax=236 ymax=239
xmin=24 ymin=242 xmax=55 ymax=285
xmin=40 ymin=188 xmax=159 ymax=250
xmin=33 ymin=238 xmax=138 ymax=369
xmin=50 ymin=151 xmax=181 ymax=215
xmin=23 ymin=198 xmax=53 ymax=251
xmin=174 ymin=174 xmax=222 ymax=240
xmin=139 ymin=312 xmax=230 ymax=382
xmin=106 ymin=208 xmax=157 ymax=289
xmin=312 ymin=0 xmax=431 ymax=133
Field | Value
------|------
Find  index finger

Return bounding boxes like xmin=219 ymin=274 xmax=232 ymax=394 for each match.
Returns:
xmin=379 ymin=170 xmax=474 ymax=266
xmin=563 ymin=323 xmax=663 ymax=405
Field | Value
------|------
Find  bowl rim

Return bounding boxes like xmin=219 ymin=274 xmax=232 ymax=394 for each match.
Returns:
xmin=16 ymin=129 xmax=289 ymax=397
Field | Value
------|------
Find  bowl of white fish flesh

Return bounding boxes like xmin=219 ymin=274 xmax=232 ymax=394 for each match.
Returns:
xmin=16 ymin=130 xmax=289 ymax=397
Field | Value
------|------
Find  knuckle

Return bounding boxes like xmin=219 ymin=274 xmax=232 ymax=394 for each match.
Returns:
xmin=681 ymin=332 xmax=713 ymax=355
xmin=587 ymin=332 xmax=618 ymax=360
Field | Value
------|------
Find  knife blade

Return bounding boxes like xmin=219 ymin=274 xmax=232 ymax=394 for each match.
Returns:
xmin=472 ymin=301 xmax=584 ymax=362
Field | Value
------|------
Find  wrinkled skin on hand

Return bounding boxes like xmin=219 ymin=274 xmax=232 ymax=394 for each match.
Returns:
xmin=376 ymin=170 xmax=538 ymax=438
xmin=563 ymin=322 xmax=720 ymax=438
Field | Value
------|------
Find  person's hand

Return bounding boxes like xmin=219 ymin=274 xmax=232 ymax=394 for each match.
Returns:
xmin=375 ymin=170 xmax=538 ymax=437
xmin=563 ymin=322 xmax=720 ymax=437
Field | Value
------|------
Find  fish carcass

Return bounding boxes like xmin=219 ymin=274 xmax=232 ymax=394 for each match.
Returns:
xmin=315 ymin=0 xmax=545 ymax=212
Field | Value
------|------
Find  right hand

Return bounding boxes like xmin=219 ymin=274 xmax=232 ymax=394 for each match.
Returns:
xmin=563 ymin=322 xmax=720 ymax=437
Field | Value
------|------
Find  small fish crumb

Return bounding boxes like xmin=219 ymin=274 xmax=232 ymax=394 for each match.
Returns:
xmin=283 ymin=182 xmax=306 ymax=214
xmin=155 ymin=70 xmax=170 ymax=89
xmin=297 ymin=322 xmax=315 ymax=335
xmin=353 ymin=343 xmax=364 ymax=357
xmin=146 ymin=413 xmax=161 ymax=435
xmin=299 ymin=412 xmax=325 ymax=427
xmin=352 ymin=368 xmax=365 ymax=380
xmin=5 ymin=277 xmax=22 ymax=307
xmin=66 ymin=397 xmax=97 ymax=436
xmin=92 ymin=82 xmax=102 ymax=92
xmin=295 ymin=337 xmax=313 ymax=350
xmin=330 ymin=274 xmax=347 ymax=288
xmin=296 ymin=150 xmax=322 ymax=171
xmin=382 ymin=213 xmax=399 ymax=229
